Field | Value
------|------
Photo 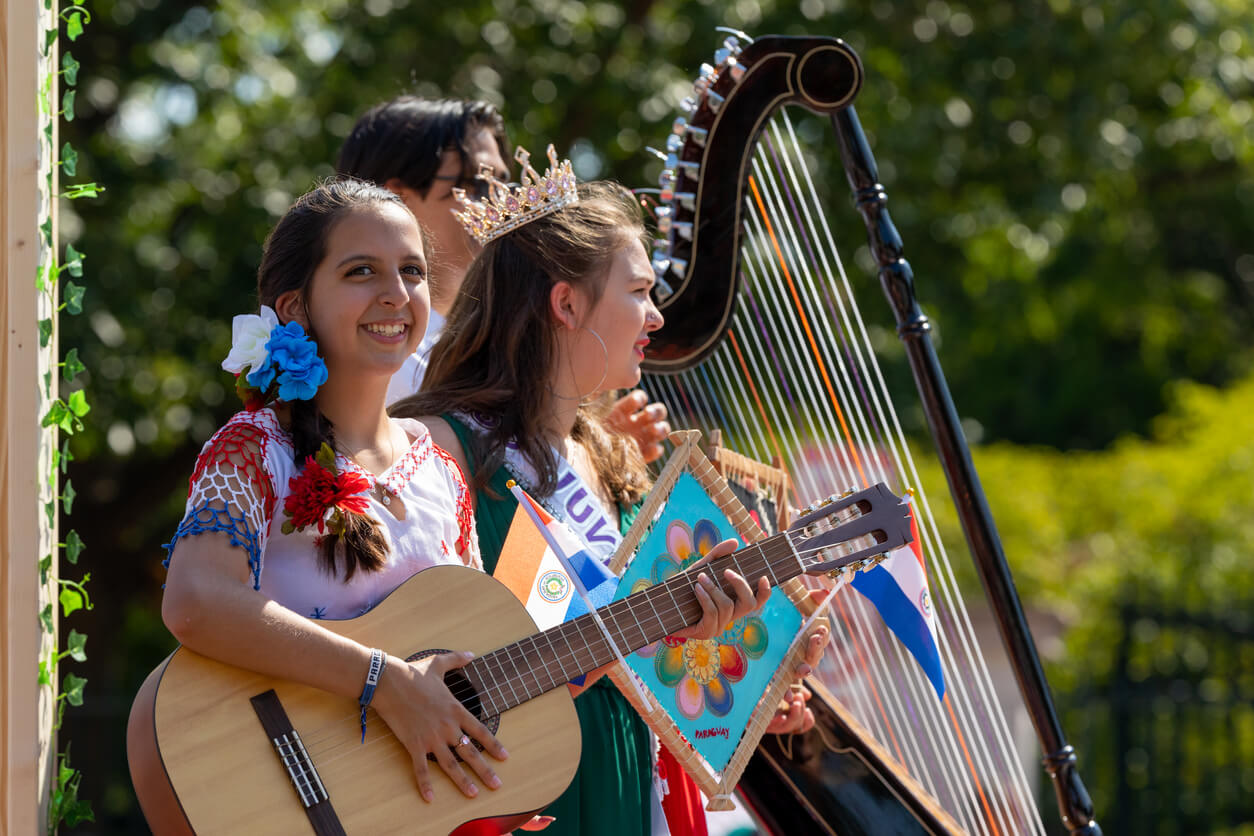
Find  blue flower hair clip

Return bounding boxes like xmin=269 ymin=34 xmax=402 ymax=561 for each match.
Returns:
xmin=222 ymin=305 xmax=328 ymax=409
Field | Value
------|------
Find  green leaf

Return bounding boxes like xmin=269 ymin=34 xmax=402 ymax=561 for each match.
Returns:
xmin=65 ymin=799 xmax=94 ymax=827
xmin=40 ymin=603 xmax=54 ymax=634
xmin=36 ymin=264 xmax=46 ymax=292
xmin=61 ymin=347 xmax=85 ymax=382
xmin=63 ymin=282 xmax=85 ymax=315
xmin=64 ymin=530 xmax=84 ymax=564
xmin=64 ymin=243 xmax=83 ymax=277
xmin=66 ymin=629 xmax=87 ymax=663
xmin=62 ymin=182 xmax=102 ymax=200
xmin=67 ymin=388 xmax=89 ymax=417
xmin=65 ymin=10 xmax=83 ymax=41
xmin=61 ymin=89 xmax=75 ymax=122
xmin=62 ymin=672 xmax=86 ymax=706
xmin=315 ymin=442 xmax=337 ymax=471
xmin=45 ymin=27 xmax=58 ymax=54
xmin=61 ymin=51 xmax=79 ymax=86
xmin=61 ymin=142 xmax=78 ymax=178
xmin=59 ymin=586 xmax=83 ymax=618
xmin=38 ymin=318 xmax=53 ymax=348
xmin=39 ymin=217 xmax=52 ymax=246
xmin=60 ymin=439 xmax=75 ymax=473
xmin=42 ymin=400 xmax=80 ymax=434
xmin=39 ymin=659 xmax=52 ymax=686
xmin=61 ymin=480 xmax=76 ymax=514
xmin=43 ymin=370 xmax=52 ymax=399
xmin=44 ymin=500 xmax=56 ymax=528
xmin=39 ymin=554 xmax=53 ymax=584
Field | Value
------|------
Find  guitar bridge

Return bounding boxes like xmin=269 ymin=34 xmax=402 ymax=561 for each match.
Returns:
xmin=272 ymin=728 xmax=328 ymax=808
xmin=251 ymin=689 xmax=346 ymax=836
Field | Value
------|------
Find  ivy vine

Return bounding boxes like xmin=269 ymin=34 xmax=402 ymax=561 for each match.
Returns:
xmin=39 ymin=1 xmax=100 ymax=831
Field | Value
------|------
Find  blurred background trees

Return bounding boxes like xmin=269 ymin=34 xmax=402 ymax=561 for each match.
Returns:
xmin=61 ymin=0 xmax=1251 ymax=832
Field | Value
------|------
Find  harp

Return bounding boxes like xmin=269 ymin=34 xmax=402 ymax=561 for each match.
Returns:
xmin=636 ymin=31 xmax=1101 ymax=835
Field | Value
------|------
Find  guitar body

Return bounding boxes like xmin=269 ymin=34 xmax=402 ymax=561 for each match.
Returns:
xmin=127 ymin=565 xmax=581 ymax=835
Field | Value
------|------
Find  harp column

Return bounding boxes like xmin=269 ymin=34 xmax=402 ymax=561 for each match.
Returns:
xmin=832 ymin=105 xmax=1101 ymax=836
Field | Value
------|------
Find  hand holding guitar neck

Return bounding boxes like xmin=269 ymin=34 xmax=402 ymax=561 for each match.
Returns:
xmin=669 ymin=537 xmax=772 ymax=643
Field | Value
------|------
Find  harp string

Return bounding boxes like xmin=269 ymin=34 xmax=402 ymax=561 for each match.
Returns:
xmin=757 ymin=117 xmax=1031 ymax=835
xmin=751 ymin=128 xmax=1013 ymax=834
xmin=770 ymin=110 xmax=1047 ymax=836
xmin=640 ymin=107 xmax=1051 ymax=834
xmin=740 ymin=174 xmax=996 ymax=835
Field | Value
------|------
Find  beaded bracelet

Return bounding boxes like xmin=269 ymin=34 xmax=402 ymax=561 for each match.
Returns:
xmin=359 ymin=648 xmax=388 ymax=743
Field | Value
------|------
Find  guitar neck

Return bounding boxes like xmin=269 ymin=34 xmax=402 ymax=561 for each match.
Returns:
xmin=465 ymin=532 xmax=805 ymax=716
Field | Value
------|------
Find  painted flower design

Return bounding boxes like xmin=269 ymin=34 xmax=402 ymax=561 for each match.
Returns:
xmin=633 ymin=519 xmax=769 ymax=720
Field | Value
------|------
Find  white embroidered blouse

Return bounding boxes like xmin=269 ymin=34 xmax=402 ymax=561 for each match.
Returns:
xmin=164 ymin=407 xmax=480 ymax=620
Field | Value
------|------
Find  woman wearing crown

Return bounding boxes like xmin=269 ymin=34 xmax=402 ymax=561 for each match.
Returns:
xmin=150 ymin=174 xmax=757 ymax=831
xmin=394 ymin=148 xmax=822 ymax=835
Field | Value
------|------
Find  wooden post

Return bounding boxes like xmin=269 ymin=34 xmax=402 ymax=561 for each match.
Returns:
xmin=1 ymin=0 xmax=59 ymax=831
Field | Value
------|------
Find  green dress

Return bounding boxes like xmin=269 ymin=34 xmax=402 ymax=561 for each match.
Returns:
xmin=441 ymin=415 xmax=654 ymax=836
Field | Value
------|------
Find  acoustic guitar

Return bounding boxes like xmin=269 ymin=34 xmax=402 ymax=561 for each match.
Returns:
xmin=127 ymin=483 xmax=911 ymax=835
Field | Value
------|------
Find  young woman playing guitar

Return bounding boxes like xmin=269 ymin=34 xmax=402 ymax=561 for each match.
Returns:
xmin=151 ymin=177 xmax=766 ymax=833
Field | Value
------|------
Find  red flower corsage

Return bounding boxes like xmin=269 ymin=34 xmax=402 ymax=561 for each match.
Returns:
xmin=282 ymin=443 xmax=372 ymax=537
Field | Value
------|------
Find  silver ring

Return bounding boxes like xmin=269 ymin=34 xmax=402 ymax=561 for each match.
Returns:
xmin=455 ymin=734 xmax=471 ymax=748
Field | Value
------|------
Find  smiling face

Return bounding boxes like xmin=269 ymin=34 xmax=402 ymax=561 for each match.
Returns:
xmin=568 ymin=238 xmax=663 ymax=393
xmin=398 ymin=127 xmax=508 ymax=313
xmin=279 ymin=201 xmax=429 ymax=383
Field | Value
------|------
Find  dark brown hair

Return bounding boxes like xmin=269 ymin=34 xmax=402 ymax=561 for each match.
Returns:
xmin=393 ymin=181 xmax=651 ymax=506
xmin=335 ymin=97 xmax=507 ymax=197
xmin=257 ymin=178 xmax=401 ymax=580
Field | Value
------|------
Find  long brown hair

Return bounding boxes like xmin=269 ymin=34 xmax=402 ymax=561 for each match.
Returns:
xmin=257 ymin=178 xmax=399 ymax=580
xmin=393 ymin=181 xmax=651 ymax=506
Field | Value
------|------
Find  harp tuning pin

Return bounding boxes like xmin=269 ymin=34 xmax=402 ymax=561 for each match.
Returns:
xmin=651 ymin=251 xmax=671 ymax=275
xmin=665 ymin=153 xmax=700 ymax=176
xmin=672 ymin=116 xmax=688 ymax=136
xmin=714 ymin=47 xmax=732 ymax=65
xmin=644 ymin=146 xmax=667 ymax=162
xmin=705 ymin=90 xmax=726 ymax=113
xmin=728 ymin=61 xmax=747 ymax=82
xmin=675 ymin=191 xmax=696 ymax=211
xmin=655 ymin=205 xmax=673 ymax=233
xmin=699 ymin=62 xmax=717 ymax=79
xmin=658 ymin=169 xmax=677 ymax=190
xmin=685 ymin=126 xmax=709 ymax=148
xmin=660 ymin=185 xmax=675 ymax=203
xmin=672 ymin=221 xmax=693 ymax=241
xmin=723 ymin=35 xmax=744 ymax=55
xmin=668 ymin=255 xmax=688 ymax=276
xmin=692 ymin=76 xmax=710 ymax=96
xmin=679 ymin=96 xmax=697 ymax=114
xmin=665 ymin=134 xmax=684 ymax=153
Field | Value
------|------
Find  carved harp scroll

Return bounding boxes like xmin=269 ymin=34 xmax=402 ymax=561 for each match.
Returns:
xmin=640 ymin=32 xmax=1100 ymax=835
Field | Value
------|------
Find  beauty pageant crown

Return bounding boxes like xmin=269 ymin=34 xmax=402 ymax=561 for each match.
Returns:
xmin=451 ymin=144 xmax=579 ymax=245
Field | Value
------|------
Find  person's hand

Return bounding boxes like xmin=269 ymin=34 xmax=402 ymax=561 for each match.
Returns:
xmin=371 ymin=650 xmax=508 ymax=802
xmin=605 ymin=389 xmax=670 ymax=463
xmin=671 ymin=539 xmax=771 ymax=642
xmin=765 ymin=623 xmax=830 ymax=735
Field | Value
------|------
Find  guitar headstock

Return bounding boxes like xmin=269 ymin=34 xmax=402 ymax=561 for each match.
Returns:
xmin=788 ymin=483 xmax=913 ymax=578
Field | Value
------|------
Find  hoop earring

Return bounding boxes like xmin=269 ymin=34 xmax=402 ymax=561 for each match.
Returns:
xmin=579 ymin=326 xmax=609 ymax=402
xmin=550 ymin=325 xmax=609 ymax=402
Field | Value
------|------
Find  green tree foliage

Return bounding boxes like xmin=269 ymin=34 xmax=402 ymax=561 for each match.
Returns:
xmin=64 ymin=0 xmax=1252 ymax=463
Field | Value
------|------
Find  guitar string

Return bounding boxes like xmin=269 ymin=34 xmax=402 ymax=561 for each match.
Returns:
xmin=775 ymin=110 xmax=1045 ymax=835
xmin=301 ymin=537 xmax=807 ymax=755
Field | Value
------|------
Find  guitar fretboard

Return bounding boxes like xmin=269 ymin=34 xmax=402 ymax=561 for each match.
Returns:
xmin=464 ymin=532 xmax=805 ymax=717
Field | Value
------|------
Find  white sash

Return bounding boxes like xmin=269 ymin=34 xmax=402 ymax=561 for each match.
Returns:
xmin=457 ymin=413 xmax=623 ymax=566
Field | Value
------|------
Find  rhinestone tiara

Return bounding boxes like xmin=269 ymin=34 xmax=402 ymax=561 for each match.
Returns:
xmin=451 ymin=144 xmax=579 ymax=245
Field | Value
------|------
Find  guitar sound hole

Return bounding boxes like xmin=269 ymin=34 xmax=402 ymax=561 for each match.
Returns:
xmin=406 ymin=648 xmax=500 ymax=763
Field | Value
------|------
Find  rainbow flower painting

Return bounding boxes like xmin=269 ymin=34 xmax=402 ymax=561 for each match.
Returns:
xmin=613 ymin=472 xmax=802 ymax=771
